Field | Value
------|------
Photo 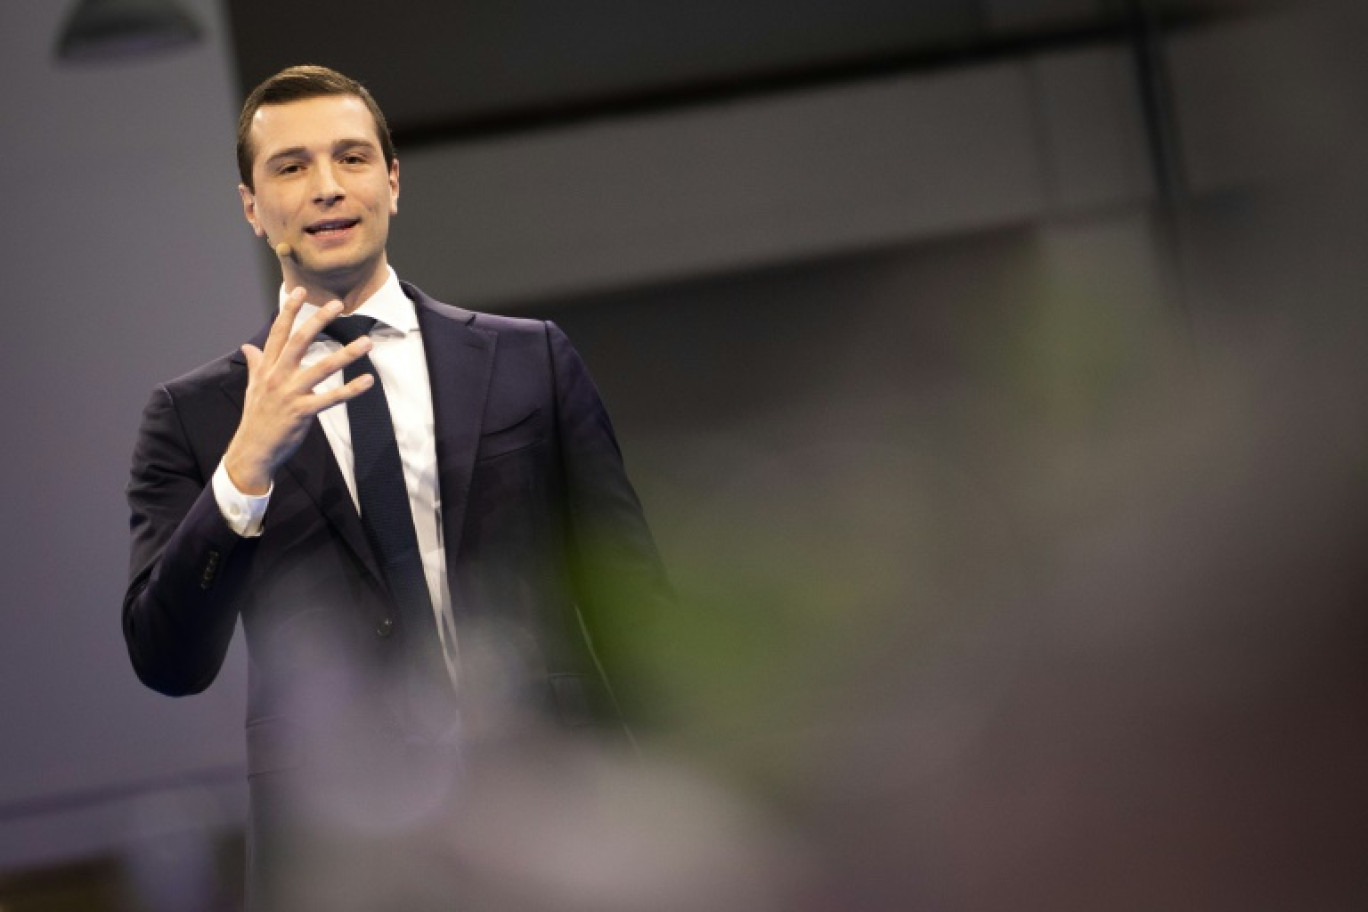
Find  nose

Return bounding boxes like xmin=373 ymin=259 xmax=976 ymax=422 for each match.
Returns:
xmin=311 ymin=160 xmax=345 ymax=204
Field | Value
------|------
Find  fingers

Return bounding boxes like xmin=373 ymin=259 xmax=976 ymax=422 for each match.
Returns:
xmin=261 ymin=287 xmax=307 ymax=365
xmin=229 ymin=292 xmax=377 ymax=487
xmin=240 ymin=343 xmax=263 ymax=374
xmin=298 ymin=334 xmax=372 ymax=390
xmin=279 ymin=299 xmax=344 ymax=367
xmin=246 ymin=291 xmax=375 ymax=411
xmin=313 ymin=372 xmax=375 ymax=410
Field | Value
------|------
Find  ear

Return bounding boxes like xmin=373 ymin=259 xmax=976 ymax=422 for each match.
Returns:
xmin=388 ymin=158 xmax=400 ymax=215
xmin=239 ymin=184 xmax=264 ymax=237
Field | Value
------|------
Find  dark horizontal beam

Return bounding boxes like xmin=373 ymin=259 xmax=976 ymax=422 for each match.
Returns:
xmin=391 ymin=5 xmax=1244 ymax=148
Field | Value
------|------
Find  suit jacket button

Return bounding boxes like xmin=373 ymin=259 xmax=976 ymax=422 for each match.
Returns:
xmin=376 ymin=617 xmax=394 ymax=638
xmin=200 ymin=550 xmax=221 ymax=589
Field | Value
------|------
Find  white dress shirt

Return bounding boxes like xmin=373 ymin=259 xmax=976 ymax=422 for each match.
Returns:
xmin=212 ymin=268 xmax=458 ymax=685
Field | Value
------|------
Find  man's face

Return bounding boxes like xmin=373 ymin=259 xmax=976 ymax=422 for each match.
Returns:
xmin=239 ymin=94 xmax=399 ymax=298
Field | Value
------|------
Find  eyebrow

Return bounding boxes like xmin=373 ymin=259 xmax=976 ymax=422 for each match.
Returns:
xmin=262 ymin=138 xmax=380 ymax=167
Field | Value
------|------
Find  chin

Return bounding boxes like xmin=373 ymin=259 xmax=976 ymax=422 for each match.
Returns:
xmin=304 ymin=257 xmax=382 ymax=292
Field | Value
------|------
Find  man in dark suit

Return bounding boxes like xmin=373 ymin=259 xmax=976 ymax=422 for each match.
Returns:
xmin=123 ymin=65 xmax=671 ymax=910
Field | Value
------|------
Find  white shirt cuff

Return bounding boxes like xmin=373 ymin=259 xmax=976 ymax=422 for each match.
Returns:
xmin=212 ymin=461 xmax=271 ymax=538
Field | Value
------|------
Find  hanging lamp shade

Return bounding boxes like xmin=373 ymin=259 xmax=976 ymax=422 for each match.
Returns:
xmin=55 ymin=0 xmax=202 ymax=62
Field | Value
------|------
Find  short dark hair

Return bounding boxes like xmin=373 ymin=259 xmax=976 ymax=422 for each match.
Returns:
xmin=236 ymin=65 xmax=395 ymax=190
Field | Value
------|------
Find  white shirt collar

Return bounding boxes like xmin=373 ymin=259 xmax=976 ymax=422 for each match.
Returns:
xmin=279 ymin=266 xmax=417 ymax=335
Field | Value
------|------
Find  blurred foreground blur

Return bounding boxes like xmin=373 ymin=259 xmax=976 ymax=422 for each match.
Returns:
xmin=243 ymin=5 xmax=1367 ymax=907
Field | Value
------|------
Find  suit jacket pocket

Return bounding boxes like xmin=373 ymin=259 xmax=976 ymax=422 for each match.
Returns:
xmin=477 ymin=407 xmax=542 ymax=460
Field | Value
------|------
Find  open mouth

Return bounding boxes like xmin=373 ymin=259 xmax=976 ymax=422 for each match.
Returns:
xmin=304 ymin=218 xmax=360 ymax=237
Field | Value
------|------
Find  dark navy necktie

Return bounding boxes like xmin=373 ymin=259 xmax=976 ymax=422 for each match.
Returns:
xmin=323 ymin=316 xmax=451 ymax=707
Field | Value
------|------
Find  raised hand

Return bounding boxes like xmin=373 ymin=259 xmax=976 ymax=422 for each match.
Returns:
xmin=222 ymin=287 xmax=374 ymax=494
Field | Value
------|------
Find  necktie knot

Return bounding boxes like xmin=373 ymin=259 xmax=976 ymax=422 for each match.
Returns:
xmin=322 ymin=314 xmax=377 ymax=346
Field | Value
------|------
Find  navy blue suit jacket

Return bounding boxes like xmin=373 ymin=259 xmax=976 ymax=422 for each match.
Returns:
xmin=123 ymin=282 xmax=670 ymax=906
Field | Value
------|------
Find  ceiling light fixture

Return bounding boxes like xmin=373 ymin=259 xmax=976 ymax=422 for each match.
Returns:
xmin=55 ymin=0 xmax=202 ymax=63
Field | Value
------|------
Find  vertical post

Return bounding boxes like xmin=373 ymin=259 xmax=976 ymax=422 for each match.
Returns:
xmin=1124 ymin=0 xmax=1198 ymax=343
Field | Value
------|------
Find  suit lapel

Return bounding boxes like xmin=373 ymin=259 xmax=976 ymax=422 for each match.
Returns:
xmin=224 ymin=325 xmax=385 ymax=591
xmin=280 ymin=423 xmax=384 ymax=588
xmin=409 ymin=286 xmax=496 ymax=601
